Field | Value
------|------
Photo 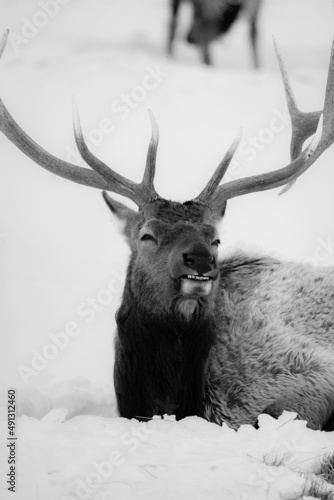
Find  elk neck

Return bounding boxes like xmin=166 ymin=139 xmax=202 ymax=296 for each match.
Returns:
xmin=114 ymin=263 xmax=218 ymax=421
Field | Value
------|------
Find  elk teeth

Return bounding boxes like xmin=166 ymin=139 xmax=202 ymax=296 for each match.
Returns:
xmin=186 ymin=275 xmax=210 ymax=281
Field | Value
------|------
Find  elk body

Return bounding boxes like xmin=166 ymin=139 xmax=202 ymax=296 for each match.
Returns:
xmin=1 ymin=30 xmax=334 ymax=430
xmin=167 ymin=0 xmax=262 ymax=66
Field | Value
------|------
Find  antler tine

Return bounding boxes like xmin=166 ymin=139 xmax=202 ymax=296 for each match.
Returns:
xmin=193 ymin=129 xmax=242 ymax=203
xmin=274 ymin=39 xmax=322 ymax=194
xmin=0 ymin=30 xmax=9 ymax=58
xmin=140 ymin=110 xmax=159 ymax=200
xmin=321 ymin=36 xmax=334 ymax=148
xmin=206 ymin=38 xmax=334 ymax=205
xmin=274 ymin=39 xmax=322 ymax=161
xmin=273 ymin=38 xmax=298 ymax=117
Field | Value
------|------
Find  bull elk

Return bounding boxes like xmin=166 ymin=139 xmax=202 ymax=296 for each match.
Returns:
xmin=167 ymin=0 xmax=262 ymax=66
xmin=1 ymin=29 xmax=334 ymax=430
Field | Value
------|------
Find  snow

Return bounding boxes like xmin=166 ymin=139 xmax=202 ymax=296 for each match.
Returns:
xmin=1 ymin=0 xmax=334 ymax=498
xmin=3 ymin=411 xmax=334 ymax=500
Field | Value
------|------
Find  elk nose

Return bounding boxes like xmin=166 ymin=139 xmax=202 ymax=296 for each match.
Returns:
xmin=183 ymin=243 xmax=215 ymax=275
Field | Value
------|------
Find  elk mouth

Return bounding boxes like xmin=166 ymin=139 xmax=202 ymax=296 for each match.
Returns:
xmin=182 ymin=274 xmax=212 ymax=282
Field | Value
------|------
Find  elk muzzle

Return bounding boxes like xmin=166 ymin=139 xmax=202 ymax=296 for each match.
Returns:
xmin=170 ymin=240 xmax=218 ymax=297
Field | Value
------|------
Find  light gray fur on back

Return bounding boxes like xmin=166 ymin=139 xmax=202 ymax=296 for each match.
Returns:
xmin=205 ymin=252 xmax=334 ymax=429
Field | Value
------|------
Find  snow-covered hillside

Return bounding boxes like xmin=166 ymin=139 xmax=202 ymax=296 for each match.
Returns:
xmin=1 ymin=0 xmax=334 ymax=498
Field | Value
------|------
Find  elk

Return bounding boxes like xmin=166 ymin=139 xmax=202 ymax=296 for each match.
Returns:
xmin=167 ymin=0 xmax=262 ymax=66
xmin=1 ymin=29 xmax=334 ymax=430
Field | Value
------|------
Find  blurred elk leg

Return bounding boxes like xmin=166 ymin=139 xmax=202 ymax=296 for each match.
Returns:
xmin=201 ymin=42 xmax=212 ymax=65
xmin=249 ymin=15 xmax=260 ymax=69
xmin=167 ymin=0 xmax=182 ymax=55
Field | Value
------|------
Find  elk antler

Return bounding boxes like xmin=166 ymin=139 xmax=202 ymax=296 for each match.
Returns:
xmin=1 ymin=28 xmax=333 ymax=210
xmin=193 ymin=128 xmax=242 ymax=203
xmin=193 ymin=38 xmax=334 ymax=205
xmin=0 ymin=31 xmax=160 ymax=207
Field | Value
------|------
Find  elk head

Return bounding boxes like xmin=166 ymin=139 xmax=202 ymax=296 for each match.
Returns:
xmin=0 ymin=30 xmax=334 ymax=321
xmin=96 ymin=111 xmax=241 ymax=321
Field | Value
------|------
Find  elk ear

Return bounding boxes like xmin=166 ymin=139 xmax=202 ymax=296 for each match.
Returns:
xmin=102 ymin=191 xmax=142 ymax=241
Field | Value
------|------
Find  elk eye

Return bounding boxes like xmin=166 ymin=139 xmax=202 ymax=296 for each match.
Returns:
xmin=212 ymin=239 xmax=221 ymax=247
xmin=140 ymin=234 xmax=156 ymax=242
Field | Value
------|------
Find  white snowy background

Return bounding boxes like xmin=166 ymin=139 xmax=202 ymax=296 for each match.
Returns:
xmin=1 ymin=0 xmax=334 ymax=498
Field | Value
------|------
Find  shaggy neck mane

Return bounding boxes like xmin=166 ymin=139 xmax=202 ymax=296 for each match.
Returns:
xmin=114 ymin=275 xmax=216 ymax=421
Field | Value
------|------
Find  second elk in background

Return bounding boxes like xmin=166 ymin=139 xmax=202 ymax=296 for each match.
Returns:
xmin=167 ymin=0 xmax=262 ymax=67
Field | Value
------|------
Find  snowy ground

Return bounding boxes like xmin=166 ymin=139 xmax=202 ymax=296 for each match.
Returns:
xmin=4 ymin=410 xmax=334 ymax=500
xmin=1 ymin=0 xmax=334 ymax=498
